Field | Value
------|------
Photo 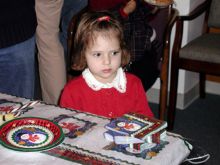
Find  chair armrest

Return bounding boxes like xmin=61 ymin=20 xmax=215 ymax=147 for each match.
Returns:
xmin=179 ymin=0 xmax=211 ymax=21
xmin=171 ymin=0 xmax=212 ymax=61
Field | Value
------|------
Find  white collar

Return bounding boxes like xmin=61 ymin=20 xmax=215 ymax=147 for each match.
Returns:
xmin=82 ymin=67 xmax=127 ymax=93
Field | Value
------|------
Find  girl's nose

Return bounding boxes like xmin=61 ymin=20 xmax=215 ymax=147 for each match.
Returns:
xmin=103 ymin=54 xmax=111 ymax=65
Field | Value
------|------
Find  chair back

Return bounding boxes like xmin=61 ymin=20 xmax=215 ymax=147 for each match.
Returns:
xmin=208 ymin=0 xmax=220 ymax=28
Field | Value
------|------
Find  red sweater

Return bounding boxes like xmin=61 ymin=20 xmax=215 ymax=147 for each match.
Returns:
xmin=89 ymin=0 xmax=129 ymax=18
xmin=89 ymin=0 xmax=127 ymax=11
xmin=60 ymin=73 xmax=153 ymax=118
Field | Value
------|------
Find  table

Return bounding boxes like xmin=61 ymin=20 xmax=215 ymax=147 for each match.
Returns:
xmin=0 ymin=93 xmax=191 ymax=165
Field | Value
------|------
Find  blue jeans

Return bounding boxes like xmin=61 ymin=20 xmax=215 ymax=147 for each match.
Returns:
xmin=0 ymin=36 xmax=36 ymax=99
xmin=60 ymin=0 xmax=88 ymax=60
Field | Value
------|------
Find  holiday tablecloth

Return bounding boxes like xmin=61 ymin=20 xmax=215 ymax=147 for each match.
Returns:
xmin=0 ymin=93 xmax=191 ymax=165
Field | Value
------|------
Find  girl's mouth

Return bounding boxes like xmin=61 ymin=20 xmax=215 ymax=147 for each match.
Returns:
xmin=102 ymin=69 xmax=112 ymax=73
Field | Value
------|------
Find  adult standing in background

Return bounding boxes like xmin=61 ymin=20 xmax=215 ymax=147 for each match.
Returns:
xmin=0 ymin=0 xmax=37 ymax=99
xmin=36 ymin=0 xmax=66 ymax=104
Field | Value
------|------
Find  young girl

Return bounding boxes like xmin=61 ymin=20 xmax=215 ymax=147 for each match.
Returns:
xmin=59 ymin=11 xmax=154 ymax=118
xmin=89 ymin=0 xmax=160 ymax=91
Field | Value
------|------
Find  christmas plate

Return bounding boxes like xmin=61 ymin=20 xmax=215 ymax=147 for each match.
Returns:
xmin=144 ymin=0 xmax=174 ymax=7
xmin=0 ymin=117 xmax=64 ymax=152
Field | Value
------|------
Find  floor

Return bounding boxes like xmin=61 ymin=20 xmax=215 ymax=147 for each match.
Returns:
xmin=150 ymin=93 xmax=220 ymax=165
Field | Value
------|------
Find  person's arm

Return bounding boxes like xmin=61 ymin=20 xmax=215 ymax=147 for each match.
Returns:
xmin=120 ymin=0 xmax=136 ymax=18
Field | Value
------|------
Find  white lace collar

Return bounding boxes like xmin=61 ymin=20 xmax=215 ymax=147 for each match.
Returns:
xmin=82 ymin=67 xmax=126 ymax=93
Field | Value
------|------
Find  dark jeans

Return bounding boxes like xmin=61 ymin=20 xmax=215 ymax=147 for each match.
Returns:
xmin=0 ymin=36 xmax=36 ymax=99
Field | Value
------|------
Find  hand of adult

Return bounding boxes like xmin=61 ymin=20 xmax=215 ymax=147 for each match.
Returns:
xmin=123 ymin=0 xmax=137 ymax=15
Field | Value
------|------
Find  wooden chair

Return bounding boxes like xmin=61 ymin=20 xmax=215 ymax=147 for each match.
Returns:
xmin=66 ymin=5 xmax=178 ymax=121
xmin=168 ymin=0 xmax=220 ymax=130
xmin=67 ymin=6 xmax=88 ymax=80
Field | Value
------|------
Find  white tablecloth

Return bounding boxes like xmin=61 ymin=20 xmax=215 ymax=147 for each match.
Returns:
xmin=0 ymin=93 xmax=191 ymax=165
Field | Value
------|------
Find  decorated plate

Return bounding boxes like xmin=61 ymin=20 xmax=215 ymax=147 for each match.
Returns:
xmin=144 ymin=0 xmax=174 ymax=7
xmin=0 ymin=117 xmax=64 ymax=152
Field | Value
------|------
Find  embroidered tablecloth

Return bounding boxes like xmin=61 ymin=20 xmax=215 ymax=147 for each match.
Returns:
xmin=0 ymin=93 xmax=191 ymax=165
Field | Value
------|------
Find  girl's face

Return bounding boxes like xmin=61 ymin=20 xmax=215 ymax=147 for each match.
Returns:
xmin=85 ymin=33 xmax=122 ymax=83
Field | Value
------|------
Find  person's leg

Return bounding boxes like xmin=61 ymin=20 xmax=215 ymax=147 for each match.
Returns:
xmin=60 ymin=0 xmax=88 ymax=59
xmin=36 ymin=0 xmax=66 ymax=104
xmin=0 ymin=36 xmax=35 ymax=99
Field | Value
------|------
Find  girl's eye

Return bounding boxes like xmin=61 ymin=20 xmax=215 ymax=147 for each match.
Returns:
xmin=111 ymin=51 xmax=120 ymax=56
xmin=93 ymin=53 xmax=101 ymax=57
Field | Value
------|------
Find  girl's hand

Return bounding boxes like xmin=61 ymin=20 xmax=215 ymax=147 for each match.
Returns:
xmin=123 ymin=0 xmax=137 ymax=15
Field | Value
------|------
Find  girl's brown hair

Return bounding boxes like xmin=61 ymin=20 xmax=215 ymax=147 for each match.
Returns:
xmin=71 ymin=11 xmax=130 ymax=71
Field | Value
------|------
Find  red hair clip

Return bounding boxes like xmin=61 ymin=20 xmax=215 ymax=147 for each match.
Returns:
xmin=97 ymin=16 xmax=111 ymax=22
